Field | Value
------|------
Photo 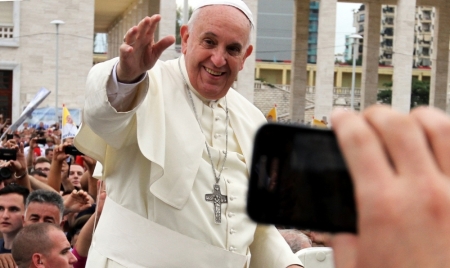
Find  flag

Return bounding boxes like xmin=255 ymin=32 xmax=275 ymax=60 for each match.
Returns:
xmin=61 ymin=104 xmax=78 ymax=140
xmin=312 ymin=117 xmax=328 ymax=128
xmin=266 ymin=104 xmax=277 ymax=122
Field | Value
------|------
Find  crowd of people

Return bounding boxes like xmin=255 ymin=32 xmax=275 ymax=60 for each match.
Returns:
xmin=0 ymin=119 xmax=105 ymax=268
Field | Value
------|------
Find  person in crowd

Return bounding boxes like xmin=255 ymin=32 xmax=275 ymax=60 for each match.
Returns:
xmin=44 ymin=148 xmax=54 ymax=162
xmin=279 ymin=229 xmax=312 ymax=253
xmin=329 ymin=105 xmax=450 ymax=268
xmin=35 ymin=122 xmax=46 ymax=133
xmin=74 ymin=0 xmax=301 ymax=267
xmin=67 ymin=164 xmax=84 ymax=190
xmin=29 ymin=170 xmax=47 ymax=184
xmin=0 ymin=185 xmax=29 ymax=253
xmin=12 ymin=223 xmax=77 ymax=268
xmin=33 ymin=157 xmax=51 ymax=176
xmin=23 ymin=189 xmax=65 ymax=227
xmin=23 ymin=189 xmax=92 ymax=228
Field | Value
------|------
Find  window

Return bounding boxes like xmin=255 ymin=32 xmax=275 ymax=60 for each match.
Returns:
xmin=359 ymin=14 xmax=365 ymax=22
xmin=0 ymin=1 xmax=19 ymax=47
xmin=0 ymin=71 xmax=13 ymax=119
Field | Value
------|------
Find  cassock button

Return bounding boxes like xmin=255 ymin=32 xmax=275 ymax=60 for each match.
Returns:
xmin=230 ymin=195 xmax=237 ymax=201
xmin=228 ymin=212 xmax=235 ymax=217
xmin=214 ymin=133 xmax=221 ymax=139
xmin=230 ymin=229 xmax=237 ymax=234
xmin=215 ymin=117 xmax=220 ymax=121
xmin=229 ymin=246 xmax=236 ymax=252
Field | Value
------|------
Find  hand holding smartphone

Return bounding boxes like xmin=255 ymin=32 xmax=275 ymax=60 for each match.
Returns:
xmin=247 ymin=123 xmax=357 ymax=234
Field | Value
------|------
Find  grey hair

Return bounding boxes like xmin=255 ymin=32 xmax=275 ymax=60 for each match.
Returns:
xmin=187 ymin=6 xmax=253 ymax=48
xmin=279 ymin=229 xmax=313 ymax=253
xmin=25 ymin=190 xmax=64 ymax=220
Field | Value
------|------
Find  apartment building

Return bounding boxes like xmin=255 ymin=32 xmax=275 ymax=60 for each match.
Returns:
xmin=354 ymin=4 xmax=436 ymax=67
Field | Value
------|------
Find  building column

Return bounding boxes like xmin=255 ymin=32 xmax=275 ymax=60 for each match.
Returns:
xmin=314 ymin=0 xmax=337 ymax=119
xmin=237 ymin=0 xmax=258 ymax=102
xmin=360 ymin=2 xmax=381 ymax=110
xmin=159 ymin=0 xmax=177 ymax=60
xmin=282 ymin=68 xmax=287 ymax=85
xmin=308 ymin=68 xmax=314 ymax=86
xmin=336 ymin=68 xmax=343 ymax=88
xmin=392 ymin=0 xmax=416 ymax=113
xmin=289 ymin=0 xmax=310 ymax=122
xmin=430 ymin=2 xmax=450 ymax=112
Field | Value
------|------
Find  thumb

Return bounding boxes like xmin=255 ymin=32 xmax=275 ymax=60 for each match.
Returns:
xmin=152 ymin=35 xmax=176 ymax=58
xmin=330 ymin=234 xmax=357 ymax=268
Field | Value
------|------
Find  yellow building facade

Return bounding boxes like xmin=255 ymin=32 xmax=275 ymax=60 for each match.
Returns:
xmin=255 ymin=61 xmax=432 ymax=89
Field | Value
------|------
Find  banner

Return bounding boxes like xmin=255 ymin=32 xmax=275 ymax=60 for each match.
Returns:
xmin=61 ymin=104 xmax=78 ymax=140
xmin=23 ymin=107 xmax=81 ymax=129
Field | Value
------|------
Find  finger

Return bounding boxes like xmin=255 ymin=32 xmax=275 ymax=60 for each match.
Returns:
xmin=329 ymin=234 xmax=357 ymax=268
xmin=331 ymin=108 xmax=394 ymax=191
xmin=410 ymin=106 xmax=450 ymax=176
xmin=152 ymin=35 xmax=176 ymax=59
xmin=363 ymin=106 xmax=438 ymax=178
xmin=143 ymin=14 xmax=161 ymax=43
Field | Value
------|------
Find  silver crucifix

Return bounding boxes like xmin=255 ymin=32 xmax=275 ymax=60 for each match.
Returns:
xmin=205 ymin=184 xmax=228 ymax=224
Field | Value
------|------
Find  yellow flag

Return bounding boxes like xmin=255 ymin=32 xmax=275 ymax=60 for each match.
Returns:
xmin=61 ymin=104 xmax=77 ymax=140
xmin=266 ymin=105 xmax=277 ymax=122
xmin=312 ymin=117 xmax=328 ymax=128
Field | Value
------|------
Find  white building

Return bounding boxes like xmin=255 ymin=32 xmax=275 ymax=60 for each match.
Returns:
xmin=0 ymin=0 xmax=94 ymax=122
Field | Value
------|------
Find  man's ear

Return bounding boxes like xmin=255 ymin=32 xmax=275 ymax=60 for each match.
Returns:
xmin=60 ymin=219 xmax=66 ymax=228
xmin=32 ymin=253 xmax=44 ymax=267
xmin=180 ymin=25 xmax=190 ymax=54
xmin=239 ymin=45 xmax=254 ymax=70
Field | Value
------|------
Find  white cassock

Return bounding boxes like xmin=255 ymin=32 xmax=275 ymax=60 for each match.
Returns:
xmin=74 ymin=56 xmax=302 ymax=268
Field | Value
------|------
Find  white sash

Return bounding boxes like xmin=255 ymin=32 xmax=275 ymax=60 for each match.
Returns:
xmin=91 ymin=196 xmax=249 ymax=268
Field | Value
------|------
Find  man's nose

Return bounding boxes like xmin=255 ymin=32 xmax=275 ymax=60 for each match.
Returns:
xmin=210 ymin=48 xmax=226 ymax=67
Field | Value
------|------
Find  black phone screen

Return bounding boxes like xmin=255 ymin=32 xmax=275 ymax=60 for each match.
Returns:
xmin=247 ymin=123 xmax=357 ymax=233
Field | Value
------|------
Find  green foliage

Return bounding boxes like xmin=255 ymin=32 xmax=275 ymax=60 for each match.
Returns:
xmin=377 ymin=79 xmax=430 ymax=108
xmin=176 ymin=6 xmax=193 ymax=45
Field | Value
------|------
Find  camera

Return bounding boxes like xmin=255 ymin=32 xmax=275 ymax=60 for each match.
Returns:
xmin=64 ymin=145 xmax=84 ymax=156
xmin=0 ymin=167 xmax=11 ymax=181
xmin=0 ymin=149 xmax=16 ymax=181
xmin=247 ymin=123 xmax=357 ymax=234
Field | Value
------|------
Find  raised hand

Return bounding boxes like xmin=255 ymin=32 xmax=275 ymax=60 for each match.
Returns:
xmin=117 ymin=15 xmax=175 ymax=83
xmin=63 ymin=189 xmax=93 ymax=214
xmin=330 ymin=106 xmax=450 ymax=268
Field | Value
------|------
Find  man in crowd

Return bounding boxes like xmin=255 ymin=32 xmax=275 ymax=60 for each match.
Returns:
xmin=75 ymin=0 xmax=301 ymax=267
xmin=12 ymin=223 xmax=77 ymax=268
xmin=34 ymin=157 xmax=51 ymax=176
xmin=23 ymin=189 xmax=65 ymax=227
xmin=0 ymin=185 xmax=29 ymax=253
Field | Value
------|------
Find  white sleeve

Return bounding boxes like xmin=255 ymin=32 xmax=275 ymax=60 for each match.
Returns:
xmin=107 ymin=62 xmax=148 ymax=111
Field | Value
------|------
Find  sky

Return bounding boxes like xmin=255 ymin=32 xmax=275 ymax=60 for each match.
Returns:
xmin=175 ymin=0 xmax=362 ymax=54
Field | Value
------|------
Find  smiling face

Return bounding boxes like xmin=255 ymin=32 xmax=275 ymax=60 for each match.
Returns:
xmin=181 ymin=5 xmax=253 ymax=100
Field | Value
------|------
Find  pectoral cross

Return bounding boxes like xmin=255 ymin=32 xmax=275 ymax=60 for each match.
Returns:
xmin=205 ymin=184 xmax=228 ymax=224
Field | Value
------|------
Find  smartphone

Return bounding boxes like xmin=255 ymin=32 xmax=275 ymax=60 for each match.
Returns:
xmin=36 ymin=138 xmax=47 ymax=145
xmin=64 ymin=145 xmax=84 ymax=156
xmin=6 ymin=134 xmax=13 ymax=140
xmin=247 ymin=123 xmax=357 ymax=234
xmin=0 ymin=149 xmax=16 ymax=161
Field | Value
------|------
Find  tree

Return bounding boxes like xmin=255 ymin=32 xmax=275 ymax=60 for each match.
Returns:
xmin=176 ymin=6 xmax=193 ymax=45
xmin=377 ymin=79 xmax=430 ymax=108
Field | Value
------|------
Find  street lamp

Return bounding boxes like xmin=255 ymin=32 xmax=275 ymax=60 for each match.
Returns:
xmin=50 ymin=19 xmax=64 ymax=123
xmin=349 ymin=33 xmax=363 ymax=110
